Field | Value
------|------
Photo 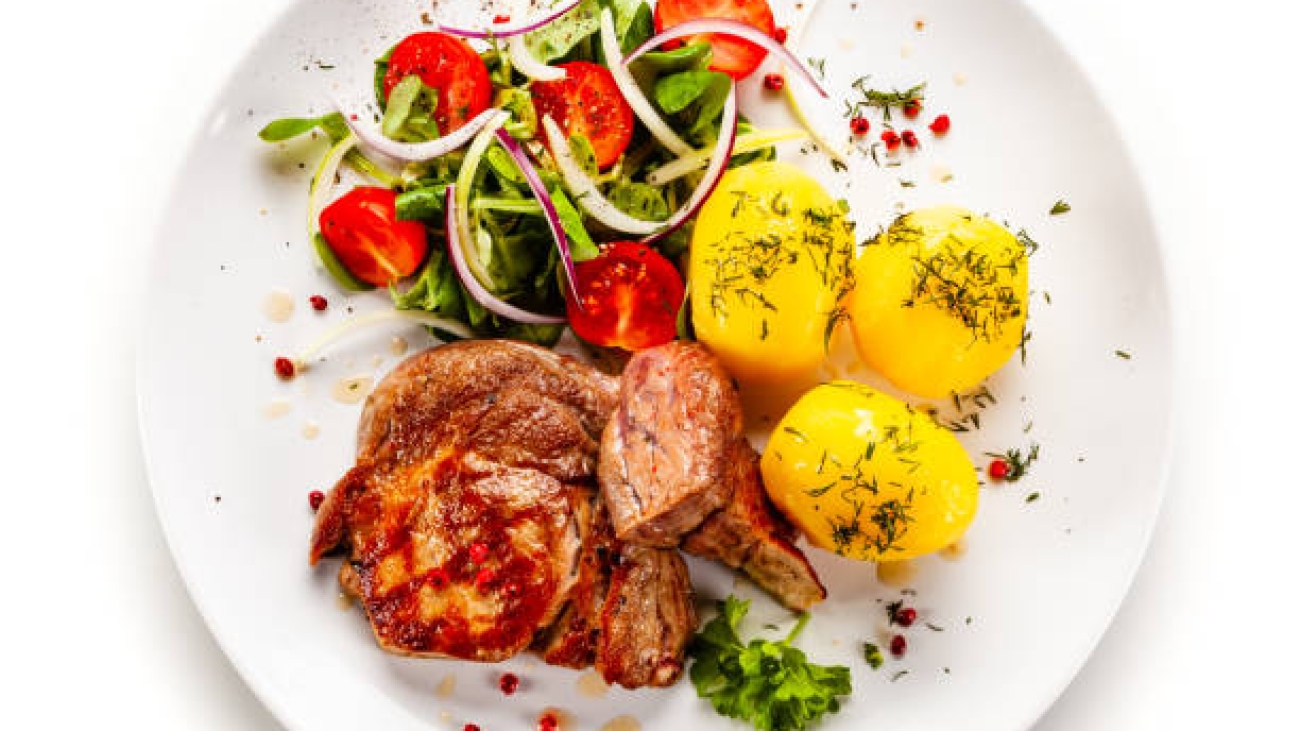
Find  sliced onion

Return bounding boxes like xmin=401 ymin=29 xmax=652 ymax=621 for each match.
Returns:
xmin=626 ymin=19 xmax=829 ymax=99
xmin=781 ymin=1 xmax=848 ymax=166
xmin=307 ymin=134 xmax=356 ymax=238
xmin=542 ymin=114 xmax=663 ymax=236
xmin=445 ymin=185 xmax=566 ymax=325
xmin=293 ymin=308 xmax=474 ymax=367
xmin=336 ymin=104 xmax=509 ymax=163
xmin=544 ymin=88 xmax=738 ymax=244
xmin=507 ymin=34 xmax=566 ymax=81
xmin=493 ymin=127 xmax=582 ymax=306
xmin=455 ymin=111 xmax=511 ymax=288
xmin=643 ymin=86 xmax=737 ymax=245
xmin=646 ymin=128 xmax=807 ymax=185
xmin=599 ymin=8 xmax=695 ymax=157
xmin=439 ymin=0 xmax=581 ymax=38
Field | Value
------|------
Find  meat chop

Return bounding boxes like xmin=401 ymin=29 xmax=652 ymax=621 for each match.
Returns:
xmin=599 ymin=341 xmax=827 ymax=610
xmin=310 ymin=340 xmax=695 ymax=686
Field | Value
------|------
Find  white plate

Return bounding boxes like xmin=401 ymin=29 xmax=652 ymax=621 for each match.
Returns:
xmin=138 ymin=0 xmax=1173 ymax=729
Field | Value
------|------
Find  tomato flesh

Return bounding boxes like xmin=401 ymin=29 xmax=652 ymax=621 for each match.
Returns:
xmin=654 ymin=0 xmax=776 ymax=80
xmin=532 ymin=62 xmax=635 ymax=169
xmin=565 ymin=242 xmax=685 ymax=350
xmin=383 ymin=32 xmax=492 ymax=135
xmin=319 ymin=187 xmax=428 ymax=287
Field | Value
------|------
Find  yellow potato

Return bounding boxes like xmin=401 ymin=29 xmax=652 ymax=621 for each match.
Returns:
xmin=760 ymin=381 xmax=978 ymax=561
xmin=690 ymin=162 xmax=855 ymax=384
xmin=849 ymin=205 xmax=1029 ymax=398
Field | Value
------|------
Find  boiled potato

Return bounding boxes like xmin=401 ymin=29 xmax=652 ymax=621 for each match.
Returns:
xmin=760 ymin=381 xmax=978 ymax=561
xmin=849 ymin=205 xmax=1029 ymax=398
xmin=690 ymin=162 xmax=855 ymax=384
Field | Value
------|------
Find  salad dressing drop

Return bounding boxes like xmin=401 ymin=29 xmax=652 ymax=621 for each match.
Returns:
xmin=263 ymin=290 xmax=295 ymax=322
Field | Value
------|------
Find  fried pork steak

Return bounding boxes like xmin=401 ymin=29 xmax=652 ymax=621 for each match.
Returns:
xmin=599 ymin=341 xmax=827 ymax=610
xmin=310 ymin=340 xmax=694 ymax=687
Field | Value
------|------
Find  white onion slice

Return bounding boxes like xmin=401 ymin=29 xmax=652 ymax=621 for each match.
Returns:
xmin=337 ymin=105 xmax=509 ymax=163
xmin=439 ymin=0 xmax=581 ymax=38
xmin=454 ymin=111 xmax=511 ymax=288
xmin=493 ymin=128 xmax=583 ymax=306
xmin=643 ymin=86 xmax=737 ymax=245
xmin=293 ymin=308 xmax=474 ymax=368
xmin=445 ymin=186 xmax=566 ymax=325
xmin=599 ymin=8 xmax=695 ymax=157
xmin=507 ymin=34 xmax=567 ymax=81
xmin=781 ymin=0 xmax=848 ymax=166
xmin=543 ymin=87 xmax=738 ymax=244
xmin=542 ymin=115 xmax=663 ymax=236
xmin=625 ymin=19 xmax=829 ymax=99
xmin=646 ymin=128 xmax=807 ymax=185
xmin=306 ymin=134 xmax=356 ymax=238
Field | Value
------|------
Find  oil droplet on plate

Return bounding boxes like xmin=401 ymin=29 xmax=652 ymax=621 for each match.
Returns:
xmin=600 ymin=716 xmax=642 ymax=731
xmin=263 ymin=398 xmax=291 ymax=420
xmin=876 ymin=559 xmax=917 ymax=588
xmin=389 ymin=335 xmax=409 ymax=357
xmin=930 ymin=164 xmax=954 ymax=184
xmin=576 ymin=670 xmax=609 ymax=699
xmin=940 ymin=539 xmax=967 ymax=561
xmin=302 ymin=421 xmax=321 ymax=440
xmin=263 ymin=290 xmax=295 ymax=322
xmin=953 ymin=71 xmax=969 ymax=86
xmin=434 ymin=673 xmax=456 ymax=699
xmin=332 ymin=375 xmax=374 ymax=405
xmin=900 ymin=44 xmax=913 ymax=59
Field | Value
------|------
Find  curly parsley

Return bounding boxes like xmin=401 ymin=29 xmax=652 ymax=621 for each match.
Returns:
xmin=689 ymin=597 xmax=852 ymax=731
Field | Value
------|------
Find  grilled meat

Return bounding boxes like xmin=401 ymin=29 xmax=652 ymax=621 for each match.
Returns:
xmin=310 ymin=340 xmax=695 ymax=686
xmin=600 ymin=341 xmax=826 ymax=610
xmin=598 ymin=342 xmax=741 ymax=546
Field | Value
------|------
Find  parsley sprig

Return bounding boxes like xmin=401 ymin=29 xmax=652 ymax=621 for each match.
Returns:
xmin=689 ymin=597 xmax=852 ymax=731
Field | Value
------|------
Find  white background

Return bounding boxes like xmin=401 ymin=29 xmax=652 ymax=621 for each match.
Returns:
xmin=1 ymin=0 xmax=1296 ymax=728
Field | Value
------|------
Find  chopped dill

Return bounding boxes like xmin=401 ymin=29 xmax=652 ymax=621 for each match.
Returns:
xmin=844 ymin=78 xmax=927 ymax=121
xmin=1049 ymin=200 xmax=1071 ymax=215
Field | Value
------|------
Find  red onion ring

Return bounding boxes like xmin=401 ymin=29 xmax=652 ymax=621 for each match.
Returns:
xmin=439 ymin=0 xmax=582 ymax=39
xmin=642 ymin=86 xmax=738 ymax=245
xmin=626 ymin=18 xmax=829 ymax=98
xmin=444 ymin=185 xmax=566 ymax=326
xmin=337 ymin=106 xmax=509 ymax=163
xmin=493 ymin=127 xmax=583 ymax=308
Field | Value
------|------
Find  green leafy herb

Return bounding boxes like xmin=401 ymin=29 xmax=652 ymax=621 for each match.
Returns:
xmin=1115 ymin=349 xmax=1132 ymax=360
xmin=844 ymin=79 xmax=926 ymax=121
xmin=526 ymin=0 xmax=601 ymax=63
xmin=862 ymin=643 xmax=884 ymax=670
xmin=391 ymin=251 xmax=466 ymax=319
xmin=395 ymin=185 xmax=449 ymax=221
xmin=258 ymin=112 xmax=349 ymax=144
xmin=1049 ymin=200 xmax=1071 ymax=215
xmin=1026 ymin=492 xmax=1041 ymax=503
xmin=548 ymin=185 xmax=599 ymax=261
xmin=689 ymin=597 xmax=852 ymax=731
xmin=632 ymin=42 xmax=713 ymax=73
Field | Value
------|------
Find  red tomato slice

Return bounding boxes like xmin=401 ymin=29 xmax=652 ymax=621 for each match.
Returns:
xmin=532 ymin=62 xmax=635 ymax=169
xmin=319 ymin=187 xmax=428 ymax=287
xmin=565 ymin=242 xmax=685 ymax=350
xmin=654 ymin=0 xmax=776 ymax=79
xmin=383 ymin=32 xmax=492 ymax=135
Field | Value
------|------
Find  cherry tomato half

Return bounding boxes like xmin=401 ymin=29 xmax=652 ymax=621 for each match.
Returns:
xmin=532 ymin=61 xmax=635 ymax=169
xmin=654 ymin=0 xmax=776 ymax=80
xmin=383 ymin=32 xmax=492 ymax=135
xmin=319 ymin=187 xmax=428 ymax=287
xmin=565 ymin=242 xmax=685 ymax=351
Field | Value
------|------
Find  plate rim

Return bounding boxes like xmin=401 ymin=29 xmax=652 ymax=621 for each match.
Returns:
xmin=135 ymin=0 xmax=1179 ymax=728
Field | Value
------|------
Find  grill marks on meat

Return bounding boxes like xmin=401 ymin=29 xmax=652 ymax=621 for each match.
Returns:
xmin=599 ymin=343 xmax=742 ymax=546
xmin=600 ymin=342 xmax=826 ymax=611
xmin=682 ymin=442 xmax=827 ymax=611
xmin=310 ymin=341 xmax=694 ymax=685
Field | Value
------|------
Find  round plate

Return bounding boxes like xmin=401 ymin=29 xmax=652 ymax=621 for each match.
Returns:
xmin=138 ymin=0 xmax=1173 ymax=729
